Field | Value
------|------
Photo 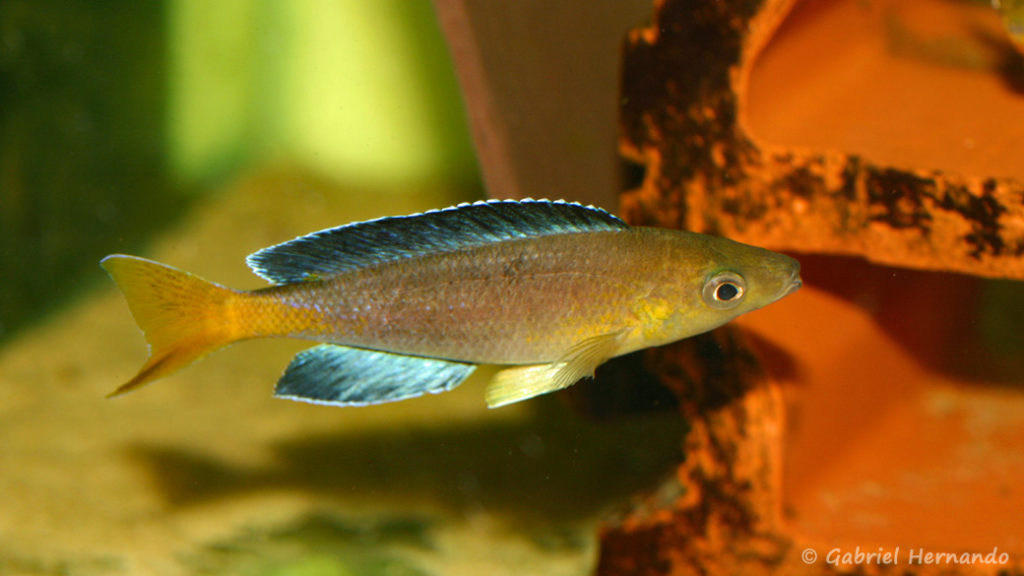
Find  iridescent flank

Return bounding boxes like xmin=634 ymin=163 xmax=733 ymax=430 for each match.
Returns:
xmin=101 ymin=199 xmax=801 ymax=408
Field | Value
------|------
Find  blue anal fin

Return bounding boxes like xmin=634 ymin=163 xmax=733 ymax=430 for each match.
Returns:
xmin=274 ymin=344 xmax=476 ymax=406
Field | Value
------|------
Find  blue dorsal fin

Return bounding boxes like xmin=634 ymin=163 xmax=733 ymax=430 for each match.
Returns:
xmin=274 ymin=344 xmax=476 ymax=406
xmin=246 ymin=198 xmax=628 ymax=284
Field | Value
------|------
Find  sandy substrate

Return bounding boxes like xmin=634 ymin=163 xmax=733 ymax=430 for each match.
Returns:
xmin=0 ymin=168 xmax=685 ymax=576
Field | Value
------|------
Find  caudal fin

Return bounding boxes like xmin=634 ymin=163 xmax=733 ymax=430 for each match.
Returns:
xmin=101 ymin=255 xmax=241 ymax=397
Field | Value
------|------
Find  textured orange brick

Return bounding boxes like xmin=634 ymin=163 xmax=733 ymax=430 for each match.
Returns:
xmin=598 ymin=0 xmax=1024 ymax=574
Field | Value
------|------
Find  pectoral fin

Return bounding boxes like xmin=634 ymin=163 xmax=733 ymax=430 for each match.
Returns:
xmin=275 ymin=344 xmax=476 ymax=406
xmin=485 ymin=330 xmax=627 ymax=408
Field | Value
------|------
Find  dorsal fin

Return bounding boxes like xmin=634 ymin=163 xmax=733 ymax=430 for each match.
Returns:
xmin=246 ymin=198 xmax=628 ymax=284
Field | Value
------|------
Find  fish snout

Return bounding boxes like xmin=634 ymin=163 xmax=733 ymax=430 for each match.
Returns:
xmin=778 ymin=271 xmax=802 ymax=299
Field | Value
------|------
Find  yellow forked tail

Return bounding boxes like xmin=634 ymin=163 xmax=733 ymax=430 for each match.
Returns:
xmin=101 ymin=255 xmax=243 ymax=397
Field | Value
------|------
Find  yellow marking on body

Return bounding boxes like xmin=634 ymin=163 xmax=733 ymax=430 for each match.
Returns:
xmin=631 ymin=296 xmax=674 ymax=341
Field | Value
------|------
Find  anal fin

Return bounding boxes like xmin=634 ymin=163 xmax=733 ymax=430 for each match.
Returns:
xmin=485 ymin=330 xmax=627 ymax=408
xmin=275 ymin=344 xmax=476 ymax=406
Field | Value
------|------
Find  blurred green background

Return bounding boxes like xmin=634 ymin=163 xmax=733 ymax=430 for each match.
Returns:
xmin=0 ymin=0 xmax=479 ymax=339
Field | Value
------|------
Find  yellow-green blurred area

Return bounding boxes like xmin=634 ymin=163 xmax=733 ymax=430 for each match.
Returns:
xmin=0 ymin=0 xmax=479 ymax=338
xmin=168 ymin=0 xmax=475 ymax=185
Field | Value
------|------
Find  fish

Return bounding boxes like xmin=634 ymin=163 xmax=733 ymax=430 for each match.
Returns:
xmin=101 ymin=199 xmax=801 ymax=408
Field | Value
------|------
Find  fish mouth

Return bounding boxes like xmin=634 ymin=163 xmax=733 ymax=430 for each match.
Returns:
xmin=777 ymin=272 xmax=802 ymax=300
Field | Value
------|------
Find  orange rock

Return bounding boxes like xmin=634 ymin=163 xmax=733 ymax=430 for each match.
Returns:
xmin=597 ymin=0 xmax=1024 ymax=574
xmin=620 ymin=0 xmax=1024 ymax=280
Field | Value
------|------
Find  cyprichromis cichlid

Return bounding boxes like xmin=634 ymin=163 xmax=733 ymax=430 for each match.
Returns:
xmin=101 ymin=199 xmax=801 ymax=408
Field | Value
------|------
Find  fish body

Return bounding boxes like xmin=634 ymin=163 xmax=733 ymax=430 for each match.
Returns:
xmin=102 ymin=200 xmax=801 ymax=408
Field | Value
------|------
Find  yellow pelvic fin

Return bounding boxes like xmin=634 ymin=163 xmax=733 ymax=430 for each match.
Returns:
xmin=101 ymin=255 xmax=242 ymax=397
xmin=485 ymin=330 xmax=627 ymax=408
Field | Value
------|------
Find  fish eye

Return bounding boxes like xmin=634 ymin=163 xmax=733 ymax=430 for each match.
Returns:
xmin=702 ymin=271 xmax=746 ymax=310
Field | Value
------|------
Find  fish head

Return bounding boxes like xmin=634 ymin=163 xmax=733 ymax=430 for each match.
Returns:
xmin=694 ymin=235 xmax=802 ymax=324
xmin=656 ymin=233 xmax=801 ymax=339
